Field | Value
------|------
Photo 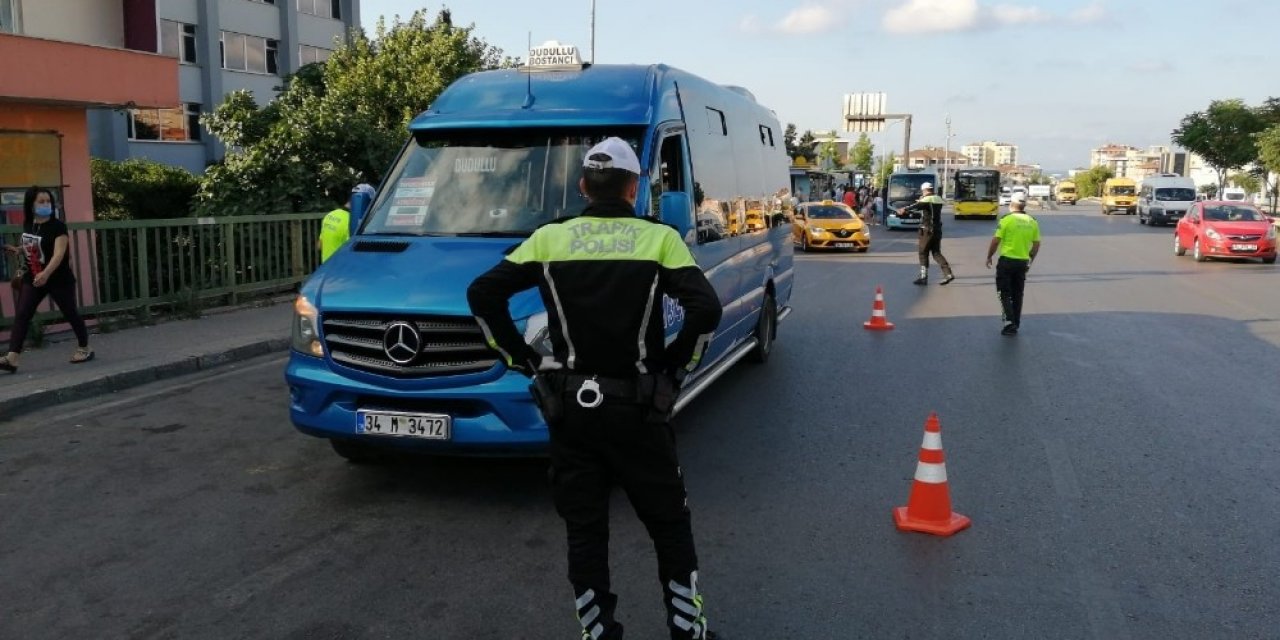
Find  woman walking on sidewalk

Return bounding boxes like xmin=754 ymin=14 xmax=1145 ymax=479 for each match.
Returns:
xmin=1 ymin=187 xmax=93 ymax=373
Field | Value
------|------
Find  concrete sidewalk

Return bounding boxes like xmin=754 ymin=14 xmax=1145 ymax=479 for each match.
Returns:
xmin=0 ymin=300 xmax=293 ymax=421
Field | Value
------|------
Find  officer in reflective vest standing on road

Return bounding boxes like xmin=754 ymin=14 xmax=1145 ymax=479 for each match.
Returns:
xmin=899 ymin=181 xmax=955 ymax=285
xmin=467 ymin=137 xmax=723 ymax=640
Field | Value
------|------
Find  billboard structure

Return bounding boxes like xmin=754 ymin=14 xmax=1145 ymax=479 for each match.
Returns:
xmin=843 ymin=93 xmax=912 ymax=178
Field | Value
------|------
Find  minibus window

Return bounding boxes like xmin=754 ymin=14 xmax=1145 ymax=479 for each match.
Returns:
xmin=361 ymin=129 xmax=642 ymax=236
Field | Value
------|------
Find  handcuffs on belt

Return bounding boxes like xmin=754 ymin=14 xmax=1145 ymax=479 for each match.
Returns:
xmin=575 ymin=377 xmax=603 ymax=408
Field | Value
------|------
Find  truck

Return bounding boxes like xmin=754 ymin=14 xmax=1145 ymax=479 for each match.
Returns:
xmin=1027 ymin=184 xmax=1051 ymax=200
xmin=284 ymin=46 xmax=796 ymax=461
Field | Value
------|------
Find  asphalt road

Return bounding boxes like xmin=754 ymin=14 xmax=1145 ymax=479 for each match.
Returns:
xmin=4 ymin=201 xmax=1279 ymax=639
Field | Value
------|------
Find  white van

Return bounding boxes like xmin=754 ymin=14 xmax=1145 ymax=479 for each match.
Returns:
xmin=1221 ymin=187 xmax=1247 ymax=202
xmin=1137 ymin=175 xmax=1197 ymax=226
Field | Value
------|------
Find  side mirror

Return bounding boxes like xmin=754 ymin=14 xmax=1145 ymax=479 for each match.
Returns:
xmin=659 ymin=191 xmax=693 ymax=240
xmin=349 ymin=191 xmax=373 ymax=235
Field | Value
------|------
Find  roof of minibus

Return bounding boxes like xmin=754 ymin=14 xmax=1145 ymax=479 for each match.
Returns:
xmin=409 ymin=64 xmax=665 ymax=131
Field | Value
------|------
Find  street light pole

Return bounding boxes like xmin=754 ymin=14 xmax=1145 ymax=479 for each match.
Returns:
xmin=589 ymin=0 xmax=596 ymax=63
xmin=943 ymin=114 xmax=952 ymax=199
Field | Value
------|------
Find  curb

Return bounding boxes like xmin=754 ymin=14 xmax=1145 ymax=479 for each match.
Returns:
xmin=0 ymin=337 xmax=291 ymax=420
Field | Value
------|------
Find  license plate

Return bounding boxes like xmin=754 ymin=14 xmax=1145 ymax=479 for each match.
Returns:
xmin=834 ymin=242 xmax=853 ymax=248
xmin=356 ymin=410 xmax=451 ymax=439
xmin=1232 ymin=244 xmax=1258 ymax=252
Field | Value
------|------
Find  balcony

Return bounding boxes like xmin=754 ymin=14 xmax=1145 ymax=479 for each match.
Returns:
xmin=0 ymin=32 xmax=177 ymax=108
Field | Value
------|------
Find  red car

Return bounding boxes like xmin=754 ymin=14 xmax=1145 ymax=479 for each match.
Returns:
xmin=1174 ymin=201 xmax=1277 ymax=264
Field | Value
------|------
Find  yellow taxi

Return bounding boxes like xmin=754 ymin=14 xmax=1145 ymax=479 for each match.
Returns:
xmin=793 ymin=200 xmax=870 ymax=252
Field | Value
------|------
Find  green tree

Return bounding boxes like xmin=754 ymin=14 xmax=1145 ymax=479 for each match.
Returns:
xmin=91 ymin=158 xmax=199 ymax=220
xmin=848 ymin=133 xmax=874 ymax=171
xmin=1073 ymin=165 xmax=1113 ymax=198
xmin=783 ymin=123 xmax=800 ymax=160
xmin=796 ymin=130 xmax=817 ymax=163
xmin=1198 ymin=183 xmax=1219 ymax=198
xmin=817 ymin=138 xmax=840 ymax=169
xmin=1027 ymin=171 xmax=1051 ymax=185
xmin=875 ymin=152 xmax=896 ymax=187
xmin=195 ymin=9 xmax=510 ymax=215
xmin=1228 ymin=172 xmax=1261 ymax=194
xmin=1172 ymin=99 xmax=1267 ymax=192
xmin=1256 ymin=124 xmax=1280 ymax=211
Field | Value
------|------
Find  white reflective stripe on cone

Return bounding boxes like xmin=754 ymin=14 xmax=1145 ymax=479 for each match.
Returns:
xmin=921 ymin=431 xmax=942 ymax=450
xmin=914 ymin=461 xmax=948 ymax=483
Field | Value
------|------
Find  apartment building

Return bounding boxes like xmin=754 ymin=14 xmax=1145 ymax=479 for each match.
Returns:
xmin=1090 ymin=144 xmax=1168 ymax=181
xmin=906 ymin=146 xmax=969 ymax=170
xmin=1 ymin=0 xmax=178 ymax=225
xmin=961 ymin=140 xmax=1018 ymax=167
xmin=89 ymin=0 xmax=361 ymax=174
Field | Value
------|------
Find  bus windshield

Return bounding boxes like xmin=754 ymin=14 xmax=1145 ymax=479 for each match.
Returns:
xmin=954 ymin=171 xmax=1000 ymax=202
xmin=362 ymin=128 xmax=644 ymax=236
xmin=1155 ymin=188 xmax=1195 ymax=202
xmin=1108 ymin=185 xmax=1136 ymax=196
xmin=888 ymin=174 xmax=935 ymax=203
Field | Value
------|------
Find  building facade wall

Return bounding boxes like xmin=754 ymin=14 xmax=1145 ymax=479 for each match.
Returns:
xmin=91 ymin=0 xmax=361 ymax=175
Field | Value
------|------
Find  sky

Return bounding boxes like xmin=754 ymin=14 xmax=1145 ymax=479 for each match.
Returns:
xmin=358 ymin=0 xmax=1279 ymax=174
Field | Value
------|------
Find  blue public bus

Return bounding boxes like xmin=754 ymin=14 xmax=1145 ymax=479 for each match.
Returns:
xmin=285 ymin=52 xmax=795 ymax=460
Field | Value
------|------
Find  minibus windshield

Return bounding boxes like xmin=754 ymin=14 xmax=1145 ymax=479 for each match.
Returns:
xmin=1155 ymin=188 xmax=1195 ymax=202
xmin=362 ymin=129 xmax=644 ymax=236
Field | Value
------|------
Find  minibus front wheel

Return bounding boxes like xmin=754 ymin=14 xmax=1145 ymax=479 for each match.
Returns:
xmin=749 ymin=292 xmax=777 ymax=364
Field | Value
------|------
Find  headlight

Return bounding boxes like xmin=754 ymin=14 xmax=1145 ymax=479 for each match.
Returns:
xmin=1205 ymin=228 xmax=1222 ymax=240
xmin=809 ymin=227 xmax=826 ymax=235
xmin=291 ymin=295 xmax=324 ymax=357
xmin=1267 ymin=225 xmax=1277 ymax=240
xmin=523 ymin=311 xmax=554 ymax=357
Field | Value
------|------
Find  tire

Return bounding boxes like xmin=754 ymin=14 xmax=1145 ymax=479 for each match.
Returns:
xmin=1139 ymin=214 xmax=1146 ymax=225
xmin=1264 ymin=256 xmax=1276 ymax=265
xmin=801 ymin=234 xmax=810 ymax=252
xmin=748 ymin=292 xmax=777 ymax=364
xmin=1193 ymin=239 xmax=1206 ymax=262
xmin=330 ymin=439 xmax=382 ymax=464
xmin=1173 ymin=233 xmax=1186 ymax=256
xmin=1102 ymin=208 xmax=1109 ymax=215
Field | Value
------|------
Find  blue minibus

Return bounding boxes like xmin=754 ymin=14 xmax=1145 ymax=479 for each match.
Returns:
xmin=285 ymin=49 xmax=795 ymax=460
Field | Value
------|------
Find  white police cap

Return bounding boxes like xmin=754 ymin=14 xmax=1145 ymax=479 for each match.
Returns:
xmin=583 ymin=137 xmax=641 ymax=176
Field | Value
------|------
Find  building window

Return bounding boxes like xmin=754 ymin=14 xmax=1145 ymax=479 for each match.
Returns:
xmin=298 ymin=0 xmax=341 ymax=20
xmin=160 ymin=20 xmax=198 ymax=63
xmin=0 ymin=0 xmax=19 ymax=33
xmin=299 ymin=45 xmax=332 ymax=65
xmin=220 ymin=31 xmax=279 ymax=74
xmin=128 ymin=103 xmax=202 ymax=142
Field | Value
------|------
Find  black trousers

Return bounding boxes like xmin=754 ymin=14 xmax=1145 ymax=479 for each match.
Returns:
xmin=550 ymin=393 xmax=702 ymax=639
xmin=995 ymin=257 xmax=1030 ymax=326
xmin=9 ymin=279 xmax=89 ymax=353
xmin=918 ymin=229 xmax=952 ymax=274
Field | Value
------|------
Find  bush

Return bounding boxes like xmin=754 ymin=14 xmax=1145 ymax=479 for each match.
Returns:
xmin=91 ymin=158 xmax=200 ymax=220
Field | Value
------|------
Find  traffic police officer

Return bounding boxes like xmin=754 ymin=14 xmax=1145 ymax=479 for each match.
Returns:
xmin=467 ymin=137 xmax=723 ymax=640
xmin=899 ymin=182 xmax=954 ymax=285
xmin=986 ymin=192 xmax=1041 ymax=335
xmin=317 ymin=186 xmax=352 ymax=263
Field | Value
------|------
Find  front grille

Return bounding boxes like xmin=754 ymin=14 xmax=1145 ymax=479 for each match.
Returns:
xmin=322 ymin=314 xmax=498 ymax=378
xmin=1227 ymin=234 xmax=1261 ymax=241
xmin=831 ymin=229 xmax=856 ymax=238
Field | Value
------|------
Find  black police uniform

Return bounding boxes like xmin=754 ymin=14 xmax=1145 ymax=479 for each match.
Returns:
xmin=467 ymin=197 xmax=722 ymax=640
xmin=904 ymin=193 xmax=953 ymax=284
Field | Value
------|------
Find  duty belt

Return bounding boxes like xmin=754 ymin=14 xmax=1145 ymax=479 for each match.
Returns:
xmin=555 ymin=373 xmax=644 ymax=406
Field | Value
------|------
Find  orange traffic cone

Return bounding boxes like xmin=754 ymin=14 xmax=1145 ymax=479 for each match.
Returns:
xmin=893 ymin=412 xmax=971 ymax=536
xmin=863 ymin=286 xmax=895 ymax=331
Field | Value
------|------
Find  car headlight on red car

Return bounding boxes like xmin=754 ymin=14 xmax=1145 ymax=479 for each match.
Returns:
xmin=1205 ymin=228 xmax=1223 ymax=240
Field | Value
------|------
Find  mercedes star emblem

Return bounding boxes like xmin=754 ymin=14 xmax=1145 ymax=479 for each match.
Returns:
xmin=382 ymin=321 xmax=421 ymax=365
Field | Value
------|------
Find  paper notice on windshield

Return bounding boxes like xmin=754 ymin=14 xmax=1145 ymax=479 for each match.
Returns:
xmin=387 ymin=206 xmax=427 ymax=227
xmin=392 ymin=197 xmax=429 ymax=207
xmin=395 ymin=187 xmax=434 ymax=199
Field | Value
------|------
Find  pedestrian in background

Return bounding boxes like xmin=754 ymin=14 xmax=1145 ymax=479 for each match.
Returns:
xmin=986 ymin=192 xmax=1041 ymax=335
xmin=468 ymin=137 xmax=722 ymax=640
xmin=317 ymin=185 xmax=352 ymax=263
xmin=898 ymin=182 xmax=954 ymax=285
xmin=1 ymin=187 xmax=93 ymax=373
